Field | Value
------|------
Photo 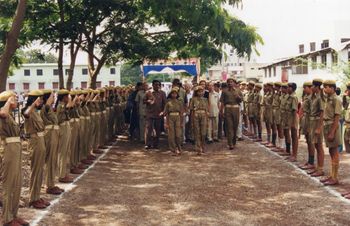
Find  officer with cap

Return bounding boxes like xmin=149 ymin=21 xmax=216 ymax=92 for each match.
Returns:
xmin=0 ymin=91 xmax=29 ymax=225
xmin=163 ymin=87 xmax=184 ymax=155
xmin=40 ymin=89 xmax=64 ymax=195
xmin=23 ymin=90 xmax=50 ymax=209
xmin=253 ymin=83 xmax=263 ymax=141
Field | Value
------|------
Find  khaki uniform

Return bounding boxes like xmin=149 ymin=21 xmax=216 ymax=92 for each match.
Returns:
xmin=344 ymin=99 xmax=350 ymax=142
xmin=220 ymin=88 xmax=242 ymax=147
xmin=263 ymin=92 xmax=273 ymax=125
xmin=253 ymin=91 xmax=262 ymax=121
xmin=279 ymin=93 xmax=289 ymax=129
xmin=77 ymin=105 xmax=87 ymax=162
xmin=107 ymin=95 xmax=115 ymax=141
xmin=301 ymin=94 xmax=312 ymax=135
xmin=247 ymin=90 xmax=255 ymax=118
xmin=57 ymin=102 xmax=71 ymax=178
xmin=272 ymin=92 xmax=281 ymax=125
xmin=310 ymin=93 xmax=324 ymax=144
xmin=190 ymin=97 xmax=208 ymax=151
xmin=164 ymin=99 xmax=183 ymax=152
xmin=69 ymin=106 xmax=80 ymax=169
xmin=0 ymin=115 xmax=22 ymax=223
xmin=40 ymin=105 xmax=59 ymax=189
xmin=99 ymin=101 xmax=107 ymax=146
xmin=285 ymin=92 xmax=298 ymax=129
xmin=25 ymin=110 xmax=46 ymax=203
xmin=323 ymin=93 xmax=342 ymax=148
xmin=94 ymin=102 xmax=101 ymax=149
xmin=81 ymin=102 xmax=92 ymax=159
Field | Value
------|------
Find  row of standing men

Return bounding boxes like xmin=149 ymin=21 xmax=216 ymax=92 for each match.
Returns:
xmin=0 ymin=86 xmax=129 ymax=226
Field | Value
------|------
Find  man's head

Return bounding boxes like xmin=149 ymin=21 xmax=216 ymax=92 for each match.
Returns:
xmin=312 ymin=79 xmax=323 ymax=93
xmin=172 ymin=78 xmax=181 ymax=87
xmin=303 ymin=82 xmax=312 ymax=95
xmin=287 ymin=82 xmax=297 ymax=94
xmin=152 ymin=80 xmax=161 ymax=91
xmin=208 ymin=82 xmax=215 ymax=92
xmin=214 ymin=83 xmax=220 ymax=92
xmin=199 ymin=80 xmax=207 ymax=89
xmin=226 ymin=78 xmax=236 ymax=88
xmin=323 ymin=80 xmax=336 ymax=95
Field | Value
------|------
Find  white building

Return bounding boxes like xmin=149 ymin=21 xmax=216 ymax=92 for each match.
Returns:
xmin=261 ymin=38 xmax=350 ymax=89
xmin=7 ymin=63 xmax=121 ymax=92
xmin=208 ymin=44 xmax=265 ymax=82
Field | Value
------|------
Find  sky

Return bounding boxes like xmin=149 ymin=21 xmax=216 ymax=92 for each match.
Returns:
xmin=227 ymin=0 xmax=350 ymax=63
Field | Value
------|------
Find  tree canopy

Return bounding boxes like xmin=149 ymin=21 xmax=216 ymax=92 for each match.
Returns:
xmin=1 ymin=0 xmax=262 ymax=89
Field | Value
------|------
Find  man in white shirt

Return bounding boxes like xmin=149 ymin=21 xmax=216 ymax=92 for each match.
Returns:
xmin=184 ymin=83 xmax=193 ymax=143
xmin=135 ymin=83 xmax=148 ymax=143
xmin=208 ymin=82 xmax=220 ymax=143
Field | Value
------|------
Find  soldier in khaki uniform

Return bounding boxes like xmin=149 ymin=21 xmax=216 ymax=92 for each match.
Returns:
xmin=246 ymin=82 xmax=256 ymax=137
xmin=320 ymin=80 xmax=341 ymax=186
xmin=262 ymin=83 xmax=273 ymax=146
xmin=279 ymin=83 xmax=290 ymax=156
xmin=299 ymin=82 xmax=316 ymax=170
xmin=189 ymin=86 xmax=209 ymax=155
xmin=0 ymin=91 xmax=29 ymax=226
xmin=253 ymin=84 xmax=263 ymax=141
xmin=40 ymin=90 xmax=63 ymax=195
xmin=69 ymin=90 xmax=83 ymax=175
xmin=23 ymin=90 xmax=50 ymax=209
xmin=75 ymin=90 xmax=89 ymax=170
xmin=56 ymin=89 xmax=74 ymax=183
xmin=343 ymin=82 xmax=350 ymax=153
xmin=220 ymin=78 xmax=243 ymax=150
xmin=285 ymin=83 xmax=299 ymax=162
xmin=163 ymin=88 xmax=183 ymax=155
xmin=307 ymin=79 xmax=325 ymax=177
xmin=271 ymin=82 xmax=283 ymax=150
xmin=80 ymin=90 xmax=94 ymax=165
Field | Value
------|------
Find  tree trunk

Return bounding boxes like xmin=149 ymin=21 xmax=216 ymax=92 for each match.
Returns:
xmin=0 ymin=0 xmax=27 ymax=92
xmin=57 ymin=0 xmax=65 ymax=89
xmin=66 ymin=39 xmax=80 ymax=90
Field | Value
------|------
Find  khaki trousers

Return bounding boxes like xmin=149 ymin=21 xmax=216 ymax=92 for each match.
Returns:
xmin=139 ymin=115 xmax=146 ymax=142
xmin=58 ymin=122 xmax=71 ymax=178
xmin=167 ymin=115 xmax=182 ymax=152
xmin=29 ymin=134 xmax=46 ymax=202
xmin=193 ymin=113 xmax=207 ymax=151
xmin=2 ymin=141 xmax=22 ymax=223
xmin=70 ymin=120 xmax=80 ymax=168
xmin=94 ymin=113 xmax=101 ymax=149
xmin=225 ymin=107 xmax=239 ymax=146
xmin=79 ymin=117 xmax=86 ymax=161
xmin=45 ymin=127 xmax=59 ymax=188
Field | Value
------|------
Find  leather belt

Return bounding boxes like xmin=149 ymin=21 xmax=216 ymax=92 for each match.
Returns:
xmin=225 ymin=104 xmax=239 ymax=108
xmin=59 ymin=121 xmax=68 ymax=126
xmin=169 ymin=112 xmax=180 ymax=116
xmin=194 ymin=110 xmax=206 ymax=114
xmin=3 ymin=137 xmax=21 ymax=144
xmin=45 ymin=125 xmax=55 ymax=130
xmin=91 ymin=112 xmax=97 ymax=116
xmin=310 ymin=116 xmax=320 ymax=120
xmin=37 ymin=132 xmax=45 ymax=137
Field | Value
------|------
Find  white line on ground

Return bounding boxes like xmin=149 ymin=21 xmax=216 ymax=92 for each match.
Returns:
xmin=30 ymin=144 xmax=115 ymax=226
xmin=247 ymin=137 xmax=350 ymax=205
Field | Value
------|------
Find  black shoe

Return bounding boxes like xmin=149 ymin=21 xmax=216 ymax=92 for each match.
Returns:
xmin=213 ymin=139 xmax=219 ymax=142
xmin=207 ymin=140 xmax=213 ymax=144
xmin=145 ymin=146 xmax=152 ymax=150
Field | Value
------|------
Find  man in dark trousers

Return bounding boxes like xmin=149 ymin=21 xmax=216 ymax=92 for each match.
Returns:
xmin=126 ymin=82 xmax=142 ymax=140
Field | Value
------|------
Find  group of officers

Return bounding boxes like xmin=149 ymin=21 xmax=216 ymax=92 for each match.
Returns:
xmin=1 ymin=77 xmax=350 ymax=225
xmin=0 ymin=86 xmax=128 ymax=226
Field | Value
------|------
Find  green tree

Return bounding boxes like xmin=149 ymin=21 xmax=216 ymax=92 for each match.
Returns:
xmin=22 ymin=49 xmax=58 ymax=63
xmin=120 ymin=63 xmax=142 ymax=86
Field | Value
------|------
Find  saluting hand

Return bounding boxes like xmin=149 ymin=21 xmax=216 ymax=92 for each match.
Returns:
xmin=46 ymin=93 xmax=54 ymax=106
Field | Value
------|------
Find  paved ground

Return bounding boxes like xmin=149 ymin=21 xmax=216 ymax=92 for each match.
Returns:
xmin=16 ymin=136 xmax=350 ymax=226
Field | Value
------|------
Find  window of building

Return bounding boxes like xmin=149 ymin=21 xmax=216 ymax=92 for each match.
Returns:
xmin=109 ymin=81 xmax=115 ymax=86
xmin=65 ymin=69 xmax=70 ymax=75
xmin=110 ymin=68 xmax=116 ymax=75
xmin=81 ymin=82 xmax=87 ymax=89
xmin=52 ymin=82 xmax=59 ymax=89
xmin=273 ymin=67 xmax=276 ymax=77
xmin=268 ymin=67 xmax=271 ymax=77
xmin=321 ymin=54 xmax=327 ymax=67
xmin=53 ymin=69 xmax=59 ymax=76
xmin=311 ymin=56 xmax=317 ymax=69
xmin=299 ymin=44 xmax=304 ymax=53
xmin=23 ymin=83 xmax=30 ymax=90
xmin=9 ymin=83 xmax=15 ymax=90
xmin=321 ymin=40 xmax=329 ymax=49
xmin=332 ymin=53 xmax=338 ymax=65
xmin=292 ymin=62 xmax=308 ymax=75
xmin=264 ymin=68 xmax=267 ymax=78
xmin=37 ymin=69 xmax=43 ymax=76
xmin=310 ymin=42 xmax=316 ymax=52
xmin=96 ymin=81 xmax=102 ymax=88
xmin=24 ymin=69 xmax=30 ymax=76
xmin=38 ymin=82 xmax=45 ymax=89
xmin=82 ymin=68 xmax=88 ymax=75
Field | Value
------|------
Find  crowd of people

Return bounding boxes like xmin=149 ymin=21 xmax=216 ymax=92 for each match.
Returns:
xmin=126 ymin=78 xmax=350 ymax=189
xmin=1 ymin=77 xmax=350 ymax=225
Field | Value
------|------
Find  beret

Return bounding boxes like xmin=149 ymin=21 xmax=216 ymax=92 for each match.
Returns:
xmin=57 ymin=89 xmax=69 ymax=95
xmin=28 ymin=90 xmax=43 ymax=96
xmin=323 ymin=80 xmax=336 ymax=85
xmin=0 ymin=91 xmax=16 ymax=102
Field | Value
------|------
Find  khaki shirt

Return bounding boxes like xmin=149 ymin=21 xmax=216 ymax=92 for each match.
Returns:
xmin=190 ymin=97 xmax=208 ymax=112
xmin=0 ymin=115 xmax=20 ymax=137
xmin=145 ymin=90 xmax=167 ymax=119
xmin=286 ymin=92 xmax=298 ymax=112
xmin=310 ymin=93 xmax=324 ymax=118
xmin=56 ymin=102 xmax=70 ymax=125
xmin=40 ymin=105 xmax=58 ymax=126
xmin=253 ymin=92 xmax=262 ymax=113
xmin=324 ymin=93 xmax=342 ymax=123
xmin=263 ymin=92 xmax=273 ymax=108
xmin=24 ymin=110 xmax=45 ymax=134
xmin=164 ymin=99 xmax=183 ymax=115
xmin=302 ymin=94 xmax=312 ymax=117
xmin=280 ymin=93 xmax=289 ymax=113
xmin=220 ymin=88 xmax=242 ymax=105
xmin=272 ymin=92 xmax=280 ymax=109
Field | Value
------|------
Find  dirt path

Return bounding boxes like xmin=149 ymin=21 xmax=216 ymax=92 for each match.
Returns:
xmin=26 ymin=137 xmax=350 ymax=225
